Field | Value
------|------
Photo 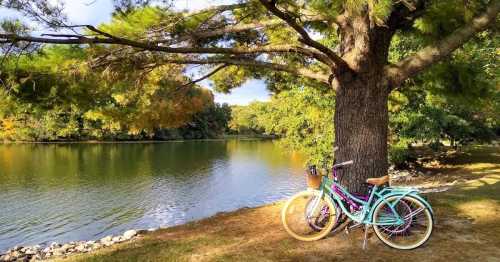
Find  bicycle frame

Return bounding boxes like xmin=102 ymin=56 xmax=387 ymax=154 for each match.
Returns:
xmin=306 ymin=160 xmax=434 ymax=228
xmin=319 ymin=176 xmax=407 ymax=226
xmin=288 ymin=152 xmax=434 ymax=249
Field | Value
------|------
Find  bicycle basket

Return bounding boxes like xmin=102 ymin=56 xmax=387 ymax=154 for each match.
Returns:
xmin=306 ymin=168 xmax=322 ymax=189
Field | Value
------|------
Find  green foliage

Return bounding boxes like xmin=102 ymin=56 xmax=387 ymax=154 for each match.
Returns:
xmin=388 ymin=138 xmax=413 ymax=168
xmin=0 ymin=44 xmax=225 ymax=141
xmin=389 ymin=32 xmax=498 ymax=151
xmin=230 ymin=31 xmax=498 ymax=167
xmin=154 ymin=103 xmax=232 ymax=140
xmin=229 ymin=102 xmax=268 ymax=134
xmin=0 ymin=1 xmax=497 ymax=170
xmin=371 ymin=0 xmax=393 ymax=25
xmin=261 ymin=87 xmax=335 ymax=167
xmin=99 ymin=7 xmax=168 ymax=39
xmin=211 ymin=66 xmax=254 ymax=93
xmin=230 ymin=86 xmax=335 ymax=167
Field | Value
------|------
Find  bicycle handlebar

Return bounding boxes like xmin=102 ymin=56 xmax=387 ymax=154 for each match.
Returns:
xmin=333 ymin=160 xmax=354 ymax=168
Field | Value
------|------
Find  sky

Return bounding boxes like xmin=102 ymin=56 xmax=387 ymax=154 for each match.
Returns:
xmin=0 ymin=0 xmax=271 ymax=105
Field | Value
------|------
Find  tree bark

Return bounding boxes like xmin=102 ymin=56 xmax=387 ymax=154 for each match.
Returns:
xmin=333 ymin=76 xmax=390 ymax=193
xmin=333 ymin=16 xmax=393 ymax=193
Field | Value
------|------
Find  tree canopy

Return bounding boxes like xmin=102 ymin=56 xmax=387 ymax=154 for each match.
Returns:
xmin=1 ymin=0 xmax=497 ymax=92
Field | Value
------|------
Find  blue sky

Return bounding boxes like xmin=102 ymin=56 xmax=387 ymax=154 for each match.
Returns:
xmin=0 ymin=0 xmax=271 ymax=105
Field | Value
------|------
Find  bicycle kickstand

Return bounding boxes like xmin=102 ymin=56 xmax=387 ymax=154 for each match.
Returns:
xmin=344 ymin=220 xmax=362 ymax=235
xmin=362 ymin=224 xmax=369 ymax=250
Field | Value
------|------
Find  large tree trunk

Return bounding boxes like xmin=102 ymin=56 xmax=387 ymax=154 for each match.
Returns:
xmin=333 ymin=76 xmax=389 ymax=193
xmin=333 ymin=16 xmax=394 ymax=193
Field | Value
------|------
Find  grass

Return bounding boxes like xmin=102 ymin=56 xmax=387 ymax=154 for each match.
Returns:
xmin=54 ymin=145 xmax=500 ymax=262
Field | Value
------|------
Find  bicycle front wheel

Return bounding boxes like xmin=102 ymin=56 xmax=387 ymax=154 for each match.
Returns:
xmin=281 ymin=190 xmax=338 ymax=241
xmin=372 ymin=195 xmax=433 ymax=250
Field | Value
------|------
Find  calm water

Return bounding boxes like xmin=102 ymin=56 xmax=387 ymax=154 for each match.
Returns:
xmin=0 ymin=140 xmax=306 ymax=251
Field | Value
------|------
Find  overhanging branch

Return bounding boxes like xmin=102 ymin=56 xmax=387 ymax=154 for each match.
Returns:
xmin=181 ymin=64 xmax=228 ymax=87
xmin=0 ymin=31 xmax=328 ymax=64
xmin=384 ymin=1 xmax=500 ymax=87
xmin=144 ymin=57 xmax=330 ymax=85
xmin=257 ymin=0 xmax=350 ymax=71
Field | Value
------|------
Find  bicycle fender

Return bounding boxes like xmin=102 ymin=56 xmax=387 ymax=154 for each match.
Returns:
xmin=368 ymin=191 xmax=434 ymax=219
xmin=407 ymin=193 xmax=434 ymax=215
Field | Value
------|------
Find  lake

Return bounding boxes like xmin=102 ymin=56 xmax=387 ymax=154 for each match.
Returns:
xmin=0 ymin=139 xmax=306 ymax=251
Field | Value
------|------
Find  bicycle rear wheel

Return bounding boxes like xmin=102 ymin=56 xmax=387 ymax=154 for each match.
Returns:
xmin=372 ymin=195 xmax=433 ymax=249
xmin=282 ymin=190 xmax=338 ymax=241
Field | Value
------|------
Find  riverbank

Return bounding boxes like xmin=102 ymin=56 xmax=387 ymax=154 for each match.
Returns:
xmin=1 ymin=145 xmax=498 ymax=261
xmin=40 ymin=145 xmax=498 ymax=262
xmin=0 ymin=134 xmax=276 ymax=144
xmin=0 ymin=139 xmax=304 ymax=260
xmin=0 ymin=230 xmax=141 ymax=261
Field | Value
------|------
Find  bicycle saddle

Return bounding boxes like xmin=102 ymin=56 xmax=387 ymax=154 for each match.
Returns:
xmin=366 ymin=175 xmax=389 ymax=186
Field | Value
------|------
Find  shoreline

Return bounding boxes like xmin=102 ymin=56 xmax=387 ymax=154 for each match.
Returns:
xmin=0 ymin=205 xmax=274 ymax=262
xmin=0 ymin=167 xmax=468 ymax=261
xmin=0 ymin=229 xmax=145 ymax=261
xmin=0 ymin=135 xmax=278 ymax=145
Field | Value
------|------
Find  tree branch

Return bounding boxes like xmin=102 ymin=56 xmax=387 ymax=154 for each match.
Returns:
xmin=385 ymin=1 xmax=500 ymax=87
xmin=181 ymin=64 xmax=228 ymax=87
xmin=387 ymin=0 xmax=429 ymax=30
xmin=156 ymin=19 xmax=284 ymax=44
xmin=144 ymin=57 xmax=330 ymax=85
xmin=257 ymin=0 xmax=350 ymax=71
xmin=0 ymin=32 xmax=328 ymax=63
xmin=185 ymin=3 xmax=247 ymax=16
xmin=154 ymin=13 xmax=336 ymax=46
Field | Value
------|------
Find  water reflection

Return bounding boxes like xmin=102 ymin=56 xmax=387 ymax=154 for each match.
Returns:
xmin=0 ymin=140 xmax=306 ymax=251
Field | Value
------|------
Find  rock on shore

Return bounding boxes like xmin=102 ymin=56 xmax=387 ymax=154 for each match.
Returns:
xmin=0 ymin=229 xmax=140 ymax=261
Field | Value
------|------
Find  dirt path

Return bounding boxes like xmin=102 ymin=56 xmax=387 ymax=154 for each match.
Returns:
xmin=58 ymin=145 xmax=500 ymax=262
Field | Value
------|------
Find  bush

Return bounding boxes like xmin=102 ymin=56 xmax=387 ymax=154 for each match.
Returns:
xmin=389 ymin=140 xmax=413 ymax=168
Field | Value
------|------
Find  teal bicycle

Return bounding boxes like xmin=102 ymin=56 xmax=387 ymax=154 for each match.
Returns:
xmin=282 ymin=156 xmax=434 ymax=250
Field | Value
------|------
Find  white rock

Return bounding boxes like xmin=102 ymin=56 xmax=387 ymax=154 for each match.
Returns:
xmin=10 ymin=251 xmax=22 ymax=259
xmin=123 ymin=230 xmax=137 ymax=240
xmin=75 ymin=245 xmax=86 ymax=252
xmin=100 ymin=236 xmax=112 ymax=243
xmin=1 ymin=254 xmax=12 ymax=261
xmin=60 ymin=244 xmax=72 ymax=252
xmin=24 ymin=249 xmax=36 ymax=255
xmin=53 ymin=249 xmax=64 ymax=256
xmin=100 ymin=236 xmax=114 ymax=247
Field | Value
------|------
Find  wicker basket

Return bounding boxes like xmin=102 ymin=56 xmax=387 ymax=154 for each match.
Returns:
xmin=306 ymin=171 xmax=322 ymax=189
